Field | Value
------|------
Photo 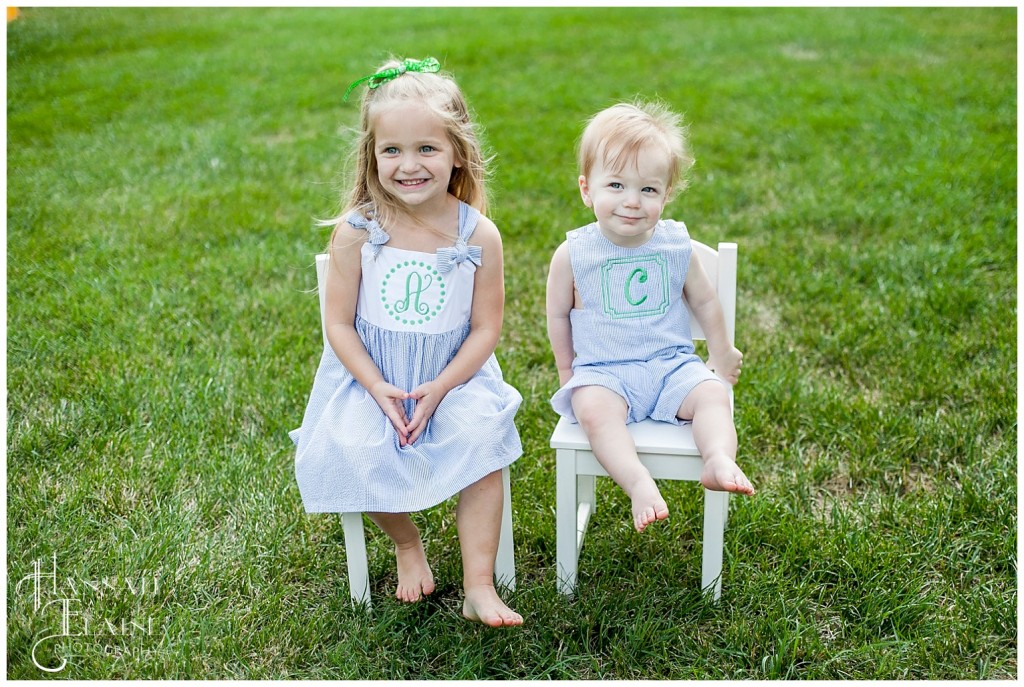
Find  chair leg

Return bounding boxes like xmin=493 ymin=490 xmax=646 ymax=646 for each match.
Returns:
xmin=556 ymin=448 xmax=579 ymax=596
xmin=577 ymin=474 xmax=596 ymax=516
xmin=494 ymin=465 xmax=516 ymax=591
xmin=342 ymin=512 xmax=371 ymax=608
xmin=700 ymin=490 xmax=730 ymax=600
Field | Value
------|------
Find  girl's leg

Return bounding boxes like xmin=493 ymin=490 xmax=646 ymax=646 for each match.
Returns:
xmin=676 ymin=381 xmax=755 ymax=495
xmin=456 ymin=469 xmax=523 ymax=627
xmin=572 ymin=385 xmax=668 ymax=532
xmin=366 ymin=512 xmax=436 ymax=602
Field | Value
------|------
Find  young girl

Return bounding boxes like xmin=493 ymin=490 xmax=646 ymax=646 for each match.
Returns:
xmin=291 ymin=58 xmax=523 ymax=627
xmin=547 ymin=101 xmax=755 ymax=534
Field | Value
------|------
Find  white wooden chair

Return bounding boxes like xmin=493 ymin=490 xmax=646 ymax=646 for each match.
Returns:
xmin=312 ymin=254 xmax=516 ymax=607
xmin=551 ymin=241 xmax=737 ymax=600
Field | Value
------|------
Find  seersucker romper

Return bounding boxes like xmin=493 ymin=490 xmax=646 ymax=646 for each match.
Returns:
xmin=550 ymin=219 xmax=724 ymax=425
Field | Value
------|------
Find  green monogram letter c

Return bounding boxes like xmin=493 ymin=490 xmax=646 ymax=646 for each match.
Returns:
xmin=624 ymin=267 xmax=649 ymax=306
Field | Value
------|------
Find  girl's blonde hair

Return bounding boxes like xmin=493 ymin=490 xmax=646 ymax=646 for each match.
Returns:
xmin=329 ymin=58 xmax=489 ymax=244
xmin=578 ymin=100 xmax=695 ymax=198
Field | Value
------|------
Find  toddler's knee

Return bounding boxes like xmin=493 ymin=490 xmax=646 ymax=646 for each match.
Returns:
xmin=574 ymin=400 xmax=618 ymax=433
xmin=571 ymin=386 xmax=628 ymax=432
xmin=696 ymin=380 xmax=731 ymax=409
xmin=574 ymin=403 xmax=600 ymax=432
xmin=679 ymin=380 xmax=731 ymax=420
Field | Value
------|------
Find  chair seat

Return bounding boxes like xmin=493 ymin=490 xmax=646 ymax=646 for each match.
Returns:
xmin=551 ymin=416 xmax=704 ymax=482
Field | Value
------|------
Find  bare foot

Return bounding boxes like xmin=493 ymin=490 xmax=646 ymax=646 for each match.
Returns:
xmin=393 ymin=539 xmax=435 ymax=602
xmin=462 ymin=585 xmax=523 ymax=627
xmin=629 ymin=478 xmax=669 ymax=533
xmin=701 ymin=455 xmax=755 ymax=495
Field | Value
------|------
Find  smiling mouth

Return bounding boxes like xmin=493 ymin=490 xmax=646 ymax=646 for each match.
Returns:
xmin=397 ymin=178 xmax=429 ymax=187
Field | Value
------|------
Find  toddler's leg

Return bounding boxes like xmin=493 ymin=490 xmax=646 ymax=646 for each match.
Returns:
xmin=456 ymin=470 xmax=523 ymax=627
xmin=366 ymin=512 xmax=435 ymax=602
xmin=572 ymin=385 xmax=669 ymax=532
xmin=677 ymin=381 xmax=755 ymax=495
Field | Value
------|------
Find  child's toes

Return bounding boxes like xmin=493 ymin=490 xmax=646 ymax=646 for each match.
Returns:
xmin=634 ymin=507 xmax=652 ymax=532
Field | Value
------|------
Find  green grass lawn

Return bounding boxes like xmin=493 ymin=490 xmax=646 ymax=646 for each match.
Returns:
xmin=6 ymin=6 xmax=1016 ymax=679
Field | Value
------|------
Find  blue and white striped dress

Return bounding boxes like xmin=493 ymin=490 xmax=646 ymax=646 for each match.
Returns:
xmin=550 ymin=219 xmax=723 ymax=425
xmin=291 ymin=202 xmax=522 ymax=513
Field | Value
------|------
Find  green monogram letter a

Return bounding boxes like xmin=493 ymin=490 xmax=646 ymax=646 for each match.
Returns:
xmin=394 ymin=271 xmax=433 ymax=316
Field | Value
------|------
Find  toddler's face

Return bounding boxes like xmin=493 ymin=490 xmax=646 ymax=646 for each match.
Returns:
xmin=579 ymin=143 xmax=671 ymax=247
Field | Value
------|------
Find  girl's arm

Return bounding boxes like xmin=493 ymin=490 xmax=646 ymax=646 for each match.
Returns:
xmin=404 ymin=215 xmax=508 ymax=444
xmin=324 ymin=222 xmax=413 ymax=445
xmin=546 ymin=241 xmax=576 ymax=386
xmin=682 ymin=251 xmax=743 ymax=385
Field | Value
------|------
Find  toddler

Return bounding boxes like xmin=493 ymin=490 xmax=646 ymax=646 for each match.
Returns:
xmin=547 ymin=101 xmax=755 ymax=534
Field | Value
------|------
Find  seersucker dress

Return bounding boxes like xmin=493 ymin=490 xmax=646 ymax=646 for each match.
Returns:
xmin=291 ymin=202 xmax=523 ymax=513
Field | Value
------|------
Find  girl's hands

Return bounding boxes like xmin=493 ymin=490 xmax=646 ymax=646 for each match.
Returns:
xmin=369 ymin=381 xmax=412 ymax=446
xmin=706 ymin=346 xmax=743 ymax=385
xmin=368 ymin=379 xmax=450 ymax=447
xmin=405 ymin=380 xmax=447 ymax=445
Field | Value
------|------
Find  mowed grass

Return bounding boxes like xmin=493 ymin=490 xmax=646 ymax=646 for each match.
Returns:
xmin=6 ymin=7 xmax=1016 ymax=679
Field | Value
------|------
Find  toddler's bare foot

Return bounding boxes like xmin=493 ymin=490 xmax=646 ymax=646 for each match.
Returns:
xmin=701 ymin=455 xmax=755 ymax=495
xmin=394 ymin=539 xmax=435 ymax=602
xmin=629 ymin=479 xmax=669 ymax=533
xmin=462 ymin=585 xmax=523 ymax=627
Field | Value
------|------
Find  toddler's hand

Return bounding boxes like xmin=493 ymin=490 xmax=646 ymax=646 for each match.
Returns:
xmin=369 ymin=381 xmax=412 ymax=446
xmin=406 ymin=380 xmax=447 ymax=445
xmin=706 ymin=346 xmax=743 ymax=385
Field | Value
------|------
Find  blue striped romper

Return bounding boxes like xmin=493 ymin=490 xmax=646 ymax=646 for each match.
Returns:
xmin=550 ymin=219 xmax=724 ymax=425
xmin=291 ymin=202 xmax=523 ymax=513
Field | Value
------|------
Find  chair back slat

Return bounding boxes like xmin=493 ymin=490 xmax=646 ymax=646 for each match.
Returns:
xmin=687 ymin=241 xmax=737 ymax=345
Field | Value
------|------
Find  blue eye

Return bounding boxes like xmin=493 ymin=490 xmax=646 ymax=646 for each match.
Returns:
xmin=382 ymin=146 xmax=399 ymax=155
xmin=609 ymin=182 xmax=623 ymax=189
xmin=643 ymin=186 xmax=658 ymax=193
xmin=420 ymin=145 xmax=436 ymax=153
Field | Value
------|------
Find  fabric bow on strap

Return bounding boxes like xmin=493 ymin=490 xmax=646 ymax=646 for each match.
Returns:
xmin=436 ymin=240 xmax=482 ymax=274
xmin=347 ymin=213 xmax=390 ymax=258
xmin=344 ymin=57 xmax=442 ymax=100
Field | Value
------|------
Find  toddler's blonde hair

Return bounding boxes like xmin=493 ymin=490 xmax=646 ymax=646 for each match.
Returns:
xmin=578 ymin=100 xmax=694 ymax=197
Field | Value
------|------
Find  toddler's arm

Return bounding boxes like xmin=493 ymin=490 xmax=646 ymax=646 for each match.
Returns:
xmin=683 ymin=251 xmax=743 ymax=385
xmin=546 ymin=241 xmax=576 ymax=386
xmin=324 ymin=222 xmax=412 ymax=444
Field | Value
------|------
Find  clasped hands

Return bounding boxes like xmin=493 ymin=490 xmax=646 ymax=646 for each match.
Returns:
xmin=369 ymin=379 xmax=447 ymax=447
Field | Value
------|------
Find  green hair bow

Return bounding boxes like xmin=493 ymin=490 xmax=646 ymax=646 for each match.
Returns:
xmin=343 ymin=57 xmax=442 ymax=101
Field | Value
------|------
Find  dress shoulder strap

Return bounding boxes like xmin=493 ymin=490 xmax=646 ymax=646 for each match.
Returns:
xmin=457 ymin=201 xmax=481 ymax=242
xmin=436 ymin=202 xmax=482 ymax=273
xmin=346 ymin=209 xmax=391 ymax=258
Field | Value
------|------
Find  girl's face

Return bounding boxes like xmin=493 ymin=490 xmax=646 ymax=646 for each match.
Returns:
xmin=373 ymin=100 xmax=461 ymax=213
xmin=578 ymin=142 xmax=672 ymax=248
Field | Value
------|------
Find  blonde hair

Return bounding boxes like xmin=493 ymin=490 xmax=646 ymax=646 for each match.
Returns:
xmin=578 ymin=100 xmax=695 ymax=197
xmin=328 ymin=58 xmax=489 ymax=245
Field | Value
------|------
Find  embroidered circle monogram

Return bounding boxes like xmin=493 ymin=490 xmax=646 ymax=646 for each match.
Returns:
xmin=380 ymin=260 xmax=447 ymax=325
